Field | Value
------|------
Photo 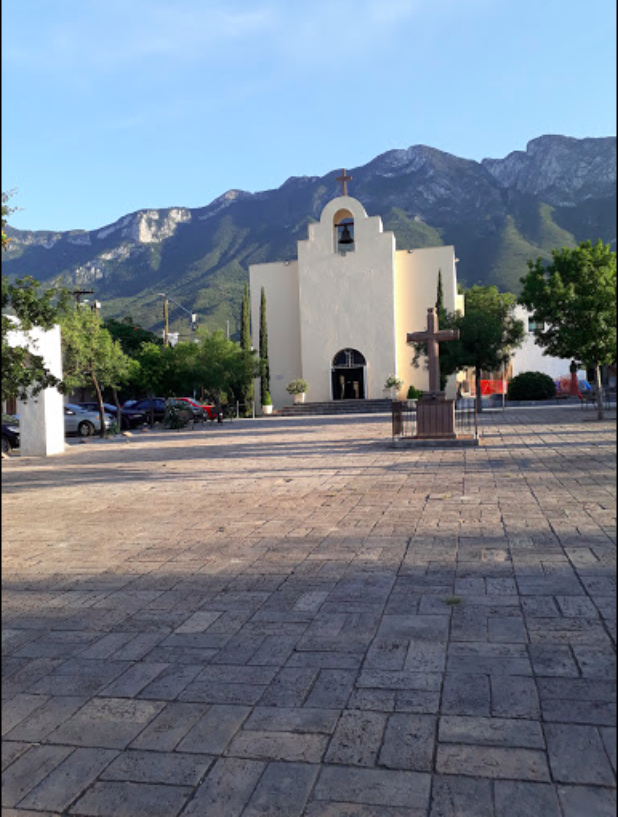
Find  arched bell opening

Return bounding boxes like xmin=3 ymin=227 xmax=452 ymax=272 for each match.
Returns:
xmin=333 ymin=209 xmax=355 ymax=253
xmin=331 ymin=348 xmax=366 ymax=400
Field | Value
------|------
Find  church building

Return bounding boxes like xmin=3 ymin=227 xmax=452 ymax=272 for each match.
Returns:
xmin=250 ymin=173 xmax=464 ymax=408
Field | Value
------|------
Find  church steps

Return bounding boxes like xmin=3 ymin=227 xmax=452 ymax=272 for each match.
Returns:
xmin=277 ymin=399 xmax=392 ymax=416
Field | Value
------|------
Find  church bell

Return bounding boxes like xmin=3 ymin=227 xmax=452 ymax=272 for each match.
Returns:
xmin=338 ymin=224 xmax=354 ymax=245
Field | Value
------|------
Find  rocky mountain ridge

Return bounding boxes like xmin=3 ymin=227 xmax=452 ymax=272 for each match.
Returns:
xmin=3 ymin=134 xmax=615 ymax=335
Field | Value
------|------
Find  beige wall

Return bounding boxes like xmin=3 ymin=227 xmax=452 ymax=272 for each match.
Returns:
xmin=297 ymin=196 xmax=397 ymax=402
xmin=249 ymin=260 xmax=301 ymax=408
xmin=394 ymin=246 xmax=460 ymax=398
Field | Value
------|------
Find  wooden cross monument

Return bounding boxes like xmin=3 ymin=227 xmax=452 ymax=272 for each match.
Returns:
xmin=407 ymin=307 xmax=460 ymax=398
xmin=336 ymin=169 xmax=352 ymax=196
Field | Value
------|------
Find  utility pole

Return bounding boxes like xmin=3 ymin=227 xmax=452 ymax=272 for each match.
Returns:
xmin=163 ymin=298 xmax=169 ymax=347
xmin=69 ymin=289 xmax=94 ymax=305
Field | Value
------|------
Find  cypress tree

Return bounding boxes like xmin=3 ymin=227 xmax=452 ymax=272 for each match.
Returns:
xmin=259 ymin=287 xmax=270 ymax=404
xmin=240 ymin=283 xmax=253 ymax=413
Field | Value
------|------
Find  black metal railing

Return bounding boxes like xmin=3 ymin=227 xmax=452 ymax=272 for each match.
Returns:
xmin=392 ymin=398 xmax=478 ymax=441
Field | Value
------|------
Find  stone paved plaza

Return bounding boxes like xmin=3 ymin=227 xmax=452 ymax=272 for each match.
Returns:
xmin=2 ymin=407 xmax=616 ymax=816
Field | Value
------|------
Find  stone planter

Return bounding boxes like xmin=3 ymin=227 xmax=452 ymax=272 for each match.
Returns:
xmin=383 ymin=387 xmax=399 ymax=400
xmin=262 ymin=405 xmax=273 ymax=416
xmin=293 ymin=393 xmax=306 ymax=404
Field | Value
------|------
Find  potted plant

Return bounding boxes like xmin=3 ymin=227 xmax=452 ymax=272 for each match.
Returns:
xmin=261 ymin=391 xmax=273 ymax=415
xmin=383 ymin=375 xmax=403 ymax=400
xmin=286 ymin=378 xmax=308 ymax=404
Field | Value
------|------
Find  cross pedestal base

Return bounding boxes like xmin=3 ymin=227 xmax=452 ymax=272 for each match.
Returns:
xmin=416 ymin=397 xmax=456 ymax=439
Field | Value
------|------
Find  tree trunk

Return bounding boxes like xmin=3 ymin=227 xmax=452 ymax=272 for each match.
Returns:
xmin=91 ymin=371 xmax=107 ymax=438
xmin=595 ymin=364 xmax=604 ymax=421
xmin=112 ymin=386 xmax=123 ymax=431
xmin=475 ymin=366 xmax=483 ymax=413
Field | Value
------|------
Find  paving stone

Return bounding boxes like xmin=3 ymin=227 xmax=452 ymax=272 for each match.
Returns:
xmin=68 ymin=781 xmax=192 ymax=816
xmin=129 ymin=701 xmax=207 ymax=751
xmin=100 ymin=748 xmax=212 ymax=785
xmin=17 ymin=748 xmax=118 ymax=812
xmin=244 ymin=706 xmax=340 ymax=734
xmin=176 ymin=704 xmax=251 ymax=754
xmin=243 ymin=761 xmax=320 ymax=817
xmin=429 ymin=774 xmax=494 ymax=817
xmin=529 ymin=645 xmax=579 ymax=678
xmin=490 ymin=676 xmax=540 ymax=719
xmin=439 ymin=715 xmax=544 ymax=748
xmin=325 ymin=711 xmax=387 ymax=766
xmin=2 ymin=694 xmax=49 ymax=736
xmin=305 ymin=669 xmax=357 ymax=708
xmin=557 ymin=785 xmax=617 ymax=817
xmin=46 ymin=697 xmax=165 ymax=749
xmin=2 ymin=745 xmax=73 ymax=807
xmin=436 ymin=744 xmax=550 ymax=781
xmin=99 ymin=662 xmax=169 ymax=698
xmin=4 ymin=696 xmax=88 ymax=742
xmin=226 ymin=729 xmax=328 ymax=762
xmin=545 ymin=723 xmax=616 ymax=785
xmin=314 ymin=766 xmax=431 ymax=809
xmin=600 ymin=726 xmax=617 ymax=774
xmin=572 ymin=646 xmax=616 ymax=679
xmin=494 ymin=781 xmax=561 ymax=817
xmin=3 ymin=409 xmax=617 ymax=816
xmin=379 ymin=713 xmax=436 ymax=771
xmin=181 ymin=757 xmax=266 ymax=816
xmin=305 ymin=804 xmax=425 ymax=817
xmin=1 ymin=741 xmax=30 ymax=771
xmin=441 ymin=674 xmax=491 ymax=716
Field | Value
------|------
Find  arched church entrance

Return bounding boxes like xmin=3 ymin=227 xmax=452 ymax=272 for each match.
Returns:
xmin=332 ymin=349 xmax=367 ymax=400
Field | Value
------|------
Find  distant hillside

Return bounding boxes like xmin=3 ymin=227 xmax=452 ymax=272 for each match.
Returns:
xmin=3 ymin=135 xmax=615 ymax=337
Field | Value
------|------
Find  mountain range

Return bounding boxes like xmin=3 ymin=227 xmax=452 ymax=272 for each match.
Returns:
xmin=3 ymin=134 xmax=616 ymax=337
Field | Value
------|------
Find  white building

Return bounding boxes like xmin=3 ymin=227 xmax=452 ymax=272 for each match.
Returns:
xmin=250 ymin=193 xmax=464 ymax=407
xmin=511 ymin=305 xmax=585 ymax=381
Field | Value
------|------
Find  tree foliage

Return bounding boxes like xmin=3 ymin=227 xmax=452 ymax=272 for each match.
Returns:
xmin=61 ymin=306 xmax=135 ymax=435
xmin=239 ymin=283 xmax=254 ymax=413
xmin=410 ymin=285 xmax=524 ymax=409
xmin=104 ymin=316 xmax=162 ymax=357
xmin=519 ymin=240 xmax=616 ymax=419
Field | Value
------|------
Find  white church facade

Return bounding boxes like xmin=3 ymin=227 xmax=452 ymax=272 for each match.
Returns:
xmin=249 ymin=190 xmax=464 ymax=408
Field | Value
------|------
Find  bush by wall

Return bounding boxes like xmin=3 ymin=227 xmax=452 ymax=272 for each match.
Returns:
xmin=508 ymin=371 xmax=556 ymax=401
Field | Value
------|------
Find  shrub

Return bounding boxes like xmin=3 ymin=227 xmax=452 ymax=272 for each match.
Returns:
xmin=384 ymin=375 xmax=403 ymax=389
xmin=286 ymin=379 xmax=308 ymax=395
xmin=508 ymin=371 xmax=556 ymax=401
xmin=407 ymin=385 xmax=424 ymax=400
xmin=262 ymin=391 xmax=272 ymax=406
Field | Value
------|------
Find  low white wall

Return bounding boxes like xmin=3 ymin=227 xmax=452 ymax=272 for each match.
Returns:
xmin=8 ymin=322 xmax=65 ymax=457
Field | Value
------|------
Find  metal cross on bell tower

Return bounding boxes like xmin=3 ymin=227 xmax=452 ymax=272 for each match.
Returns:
xmin=336 ymin=169 xmax=352 ymax=196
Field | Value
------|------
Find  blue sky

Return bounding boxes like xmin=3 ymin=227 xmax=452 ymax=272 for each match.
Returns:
xmin=2 ymin=0 xmax=616 ymax=232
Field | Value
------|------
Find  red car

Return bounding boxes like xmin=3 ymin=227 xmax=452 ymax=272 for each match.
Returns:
xmin=175 ymin=397 xmax=222 ymax=422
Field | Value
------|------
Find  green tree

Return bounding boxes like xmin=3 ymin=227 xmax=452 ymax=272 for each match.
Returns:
xmin=412 ymin=286 xmax=525 ymax=411
xmin=519 ymin=240 xmax=617 ymax=419
xmin=61 ymin=306 xmax=134 ymax=436
xmin=239 ymin=283 xmax=254 ymax=414
xmin=2 ymin=192 xmax=69 ymax=402
xmin=104 ymin=316 xmax=162 ymax=357
xmin=259 ymin=287 xmax=270 ymax=405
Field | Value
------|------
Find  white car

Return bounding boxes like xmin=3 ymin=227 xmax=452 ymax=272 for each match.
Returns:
xmin=64 ymin=403 xmax=113 ymax=437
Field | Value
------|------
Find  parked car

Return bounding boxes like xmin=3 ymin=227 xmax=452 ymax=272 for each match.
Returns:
xmin=125 ymin=397 xmax=167 ymax=422
xmin=175 ymin=397 xmax=223 ymax=423
xmin=2 ymin=415 xmax=20 ymax=454
xmin=64 ymin=403 xmax=113 ymax=436
xmin=77 ymin=402 xmax=147 ymax=430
